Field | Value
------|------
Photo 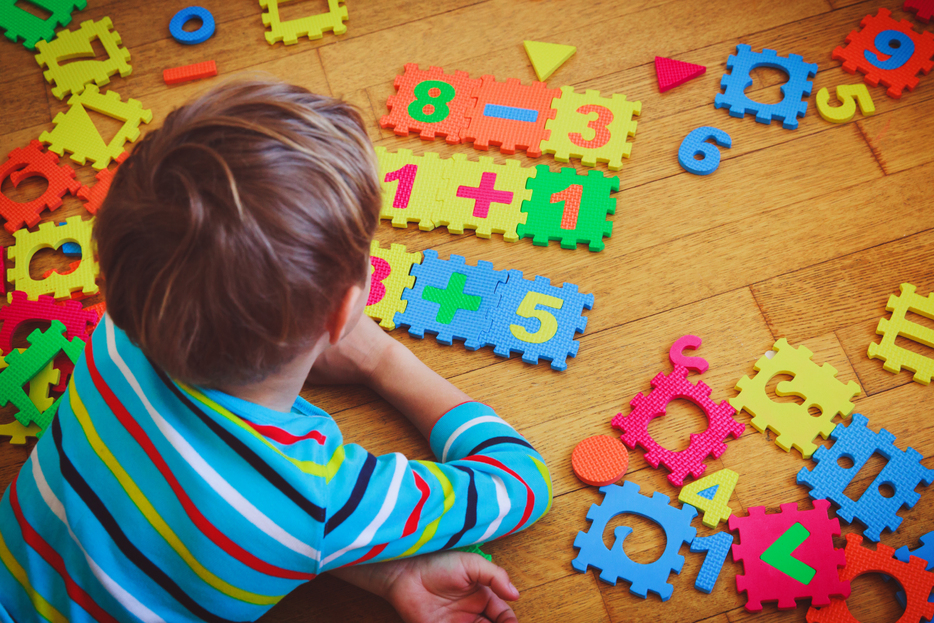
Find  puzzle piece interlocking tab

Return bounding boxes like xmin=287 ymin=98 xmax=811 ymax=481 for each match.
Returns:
xmin=868 ymin=282 xmax=934 ymax=384
xmin=35 ymin=17 xmax=131 ymax=100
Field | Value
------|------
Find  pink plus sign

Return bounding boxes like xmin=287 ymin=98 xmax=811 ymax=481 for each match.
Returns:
xmin=456 ymin=172 xmax=513 ymax=218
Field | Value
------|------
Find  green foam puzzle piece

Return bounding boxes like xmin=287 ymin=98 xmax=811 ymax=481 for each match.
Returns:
xmin=0 ymin=0 xmax=86 ymax=49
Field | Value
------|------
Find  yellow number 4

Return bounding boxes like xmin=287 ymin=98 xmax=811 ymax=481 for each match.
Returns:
xmin=510 ymin=292 xmax=563 ymax=344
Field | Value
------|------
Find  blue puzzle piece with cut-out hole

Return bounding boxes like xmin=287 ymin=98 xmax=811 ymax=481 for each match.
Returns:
xmin=394 ymin=250 xmax=507 ymax=350
xmin=482 ymin=270 xmax=594 ymax=371
xmin=572 ymin=481 xmax=697 ymax=601
xmin=796 ymin=414 xmax=934 ymax=541
xmin=690 ymin=531 xmax=733 ymax=593
xmin=714 ymin=44 xmax=817 ymax=130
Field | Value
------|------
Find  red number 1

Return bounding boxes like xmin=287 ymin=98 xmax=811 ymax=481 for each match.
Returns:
xmin=384 ymin=164 xmax=417 ymax=209
xmin=551 ymin=184 xmax=583 ymax=230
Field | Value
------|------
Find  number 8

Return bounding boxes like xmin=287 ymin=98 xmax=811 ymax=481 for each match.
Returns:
xmin=510 ymin=292 xmax=564 ymax=344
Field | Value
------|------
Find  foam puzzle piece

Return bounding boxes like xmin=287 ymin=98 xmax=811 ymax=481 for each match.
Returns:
xmin=612 ymin=366 xmax=744 ymax=486
xmin=815 ymin=84 xmax=876 ymax=123
xmin=678 ymin=126 xmax=732 ymax=175
xmin=0 ymin=0 xmax=86 ymax=49
xmin=7 ymin=216 xmax=99 ymax=301
xmin=572 ymin=481 xmax=697 ymax=601
xmin=729 ymin=499 xmax=849 ymax=612
xmin=365 ymin=240 xmax=421 ymax=330
xmin=394 ymin=250 xmax=507 ymax=350
xmin=484 ymin=270 xmax=593 ymax=371
xmin=0 ymin=140 xmax=81 ymax=233
xmin=571 ymin=435 xmax=629 ymax=487
xmin=715 ymin=44 xmax=818 ymax=130
xmin=40 ymin=84 xmax=152 ymax=170
xmin=169 ymin=6 xmax=215 ymax=44
xmin=806 ymin=533 xmax=934 ymax=623
xmin=462 ymin=77 xmax=560 ymax=157
xmin=76 ymin=150 xmax=127 ymax=214
xmin=797 ymin=413 xmax=934 ymax=541
xmin=730 ymin=338 xmax=861 ymax=459
xmin=523 ymin=41 xmax=576 ymax=81
xmin=691 ymin=532 xmax=733 ymax=593
xmin=518 ymin=165 xmax=618 ymax=252
xmin=833 ymin=8 xmax=934 ymax=99
xmin=0 ymin=348 xmax=61 ymax=412
xmin=454 ymin=543 xmax=492 ymax=562
xmin=34 ymin=17 xmax=131 ymax=100
xmin=541 ymin=86 xmax=641 ymax=171
xmin=0 ymin=320 xmax=83 ymax=430
xmin=679 ymin=468 xmax=739 ymax=528
xmin=259 ymin=0 xmax=346 ymax=45
xmin=895 ymin=531 xmax=934 ymax=615
xmin=0 ymin=419 xmax=41 ymax=444
xmin=375 ymin=147 xmax=447 ymax=230
xmin=669 ymin=335 xmax=709 ymax=373
xmin=435 ymin=155 xmax=532 ymax=241
xmin=164 ymin=60 xmax=217 ymax=85
xmin=380 ymin=64 xmax=479 ymax=144
xmin=655 ymin=56 xmax=707 ymax=92
xmin=0 ymin=290 xmax=98 ymax=355
xmin=906 ymin=0 xmax=934 ymax=22
xmin=868 ymin=283 xmax=934 ymax=385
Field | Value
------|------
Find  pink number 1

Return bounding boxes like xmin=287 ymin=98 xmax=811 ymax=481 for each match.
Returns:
xmin=384 ymin=164 xmax=417 ymax=209
xmin=551 ymin=184 xmax=583 ymax=230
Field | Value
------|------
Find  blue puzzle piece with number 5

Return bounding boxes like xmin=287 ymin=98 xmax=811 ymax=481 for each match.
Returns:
xmin=482 ymin=270 xmax=594 ymax=371
xmin=394 ymin=250 xmax=507 ymax=350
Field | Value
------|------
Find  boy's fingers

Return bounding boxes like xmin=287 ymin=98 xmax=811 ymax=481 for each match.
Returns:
xmin=483 ymin=593 xmax=519 ymax=623
xmin=464 ymin=555 xmax=520 ymax=601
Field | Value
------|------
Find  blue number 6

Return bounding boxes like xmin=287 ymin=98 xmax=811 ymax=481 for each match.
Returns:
xmin=864 ymin=30 xmax=915 ymax=71
xmin=678 ymin=127 xmax=732 ymax=176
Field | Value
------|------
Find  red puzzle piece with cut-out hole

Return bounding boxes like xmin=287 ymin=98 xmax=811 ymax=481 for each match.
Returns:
xmin=462 ymin=77 xmax=559 ymax=157
xmin=0 ymin=140 xmax=81 ymax=233
xmin=77 ymin=150 xmax=127 ymax=214
xmin=0 ymin=291 xmax=99 ymax=355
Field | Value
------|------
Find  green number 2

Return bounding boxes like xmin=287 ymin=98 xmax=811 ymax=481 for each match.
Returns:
xmin=408 ymin=80 xmax=455 ymax=123
xmin=510 ymin=292 xmax=563 ymax=344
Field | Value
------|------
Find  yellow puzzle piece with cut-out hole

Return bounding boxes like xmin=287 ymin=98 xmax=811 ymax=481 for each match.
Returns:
xmin=868 ymin=283 xmax=934 ymax=385
xmin=0 ymin=420 xmax=42 ymax=444
xmin=35 ymin=17 xmax=132 ymax=100
xmin=435 ymin=154 xmax=533 ymax=242
xmin=259 ymin=0 xmax=347 ymax=45
xmin=39 ymin=84 xmax=152 ymax=169
xmin=365 ymin=241 xmax=421 ymax=330
xmin=730 ymin=339 xmax=860 ymax=459
xmin=0 ymin=348 xmax=61 ymax=412
xmin=7 ymin=215 xmax=99 ymax=301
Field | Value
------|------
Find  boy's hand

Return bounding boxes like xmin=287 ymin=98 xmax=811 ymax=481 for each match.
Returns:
xmin=383 ymin=551 xmax=520 ymax=623
xmin=306 ymin=314 xmax=395 ymax=386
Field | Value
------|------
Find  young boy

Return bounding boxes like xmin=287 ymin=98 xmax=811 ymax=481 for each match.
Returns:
xmin=0 ymin=80 xmax=552 ymax=623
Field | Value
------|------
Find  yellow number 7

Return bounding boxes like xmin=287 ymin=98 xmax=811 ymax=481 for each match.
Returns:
xmin=510 ymin=292 xmax=564 ymax=344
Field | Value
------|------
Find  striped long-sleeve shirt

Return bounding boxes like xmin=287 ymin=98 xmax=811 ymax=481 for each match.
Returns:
xmin=0 ymin=315 xmax=552 ymax=622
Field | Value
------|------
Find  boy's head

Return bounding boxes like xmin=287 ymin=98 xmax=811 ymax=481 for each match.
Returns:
xmin=96 ymin=79 xmax=381 ymax=387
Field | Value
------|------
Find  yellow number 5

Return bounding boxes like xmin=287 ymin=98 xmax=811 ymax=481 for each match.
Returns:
xmin=510 ymin=292 xmax=563 ymax=344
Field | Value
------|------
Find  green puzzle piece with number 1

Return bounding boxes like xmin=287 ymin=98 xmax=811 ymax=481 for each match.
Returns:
xmin=40 ymin=84 xmax=152 ymax=169
xmin=0 ymin=320 xmax=84 ymax=431
xmin=730 ymin=339 xmax=860 ymax=459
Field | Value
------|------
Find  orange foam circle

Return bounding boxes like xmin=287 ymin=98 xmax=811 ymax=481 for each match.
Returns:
xmin=572 ymin=435 xmax=629 ymax=487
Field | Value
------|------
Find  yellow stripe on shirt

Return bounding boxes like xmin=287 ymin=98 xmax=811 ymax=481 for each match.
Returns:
xmin=396 ymin=461 xmax=455 ymax=558
xmin=177 ymin=383 xmax=344 ymax=482
xmin=68 ymin=382 xmax=281 ymax=606
xmin=0 ymin=525 xmax=68 ymax=623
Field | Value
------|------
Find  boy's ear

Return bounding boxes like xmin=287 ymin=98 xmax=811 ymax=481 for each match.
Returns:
xmin=325 ymin=283 xmax=365 ymax=345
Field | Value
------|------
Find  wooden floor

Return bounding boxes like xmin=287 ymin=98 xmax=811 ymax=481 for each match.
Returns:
xmin=2 ymin=0 xmax=933 ymax=621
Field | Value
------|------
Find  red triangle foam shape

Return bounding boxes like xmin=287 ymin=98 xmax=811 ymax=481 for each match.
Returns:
xmin=655 ymin=56 xmax=706 ymax=93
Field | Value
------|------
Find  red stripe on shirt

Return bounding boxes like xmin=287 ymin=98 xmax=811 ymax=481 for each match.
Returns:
xmin=240 ymin=420 xmax=326 ymax=446
xmin=10 ymin=477 xmax=120 ymax=623
xmin=401 ymin=471 xmax=430 ymax=538
xmin=85 ymin=341 xmax=316 ymax=581
xmin=462 ymin=455 xmax=534 ymax=537
xmin=345 ymin=542 xmax=388 ymax=567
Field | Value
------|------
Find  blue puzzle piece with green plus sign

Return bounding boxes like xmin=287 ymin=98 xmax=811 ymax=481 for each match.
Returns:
xmin=394 ymin=250 xmax=507 ymax=350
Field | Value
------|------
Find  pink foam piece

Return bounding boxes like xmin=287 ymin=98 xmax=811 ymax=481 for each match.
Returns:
xmin=655 ymin=56 xmax=707 ymax=93
xmin=456 ymin=171 xmax=513 ymax=218
xmin=669 ymin=334 xmax=709 ymax=373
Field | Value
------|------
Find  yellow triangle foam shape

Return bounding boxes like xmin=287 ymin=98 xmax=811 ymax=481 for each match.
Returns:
xmin=523 ymin=40 xmax=576 ymax=81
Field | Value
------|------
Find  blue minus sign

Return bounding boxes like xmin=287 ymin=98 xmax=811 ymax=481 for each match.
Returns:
xmin=483 ymin=103 xmax=538 ymax=123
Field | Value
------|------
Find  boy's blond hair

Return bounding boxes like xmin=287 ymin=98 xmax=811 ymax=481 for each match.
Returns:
xmin=95 ymin=79 xmax=381 ymax=386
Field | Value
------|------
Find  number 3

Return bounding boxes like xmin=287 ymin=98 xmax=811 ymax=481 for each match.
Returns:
xmin=510 ymin=292 xmax=564 ymax=344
